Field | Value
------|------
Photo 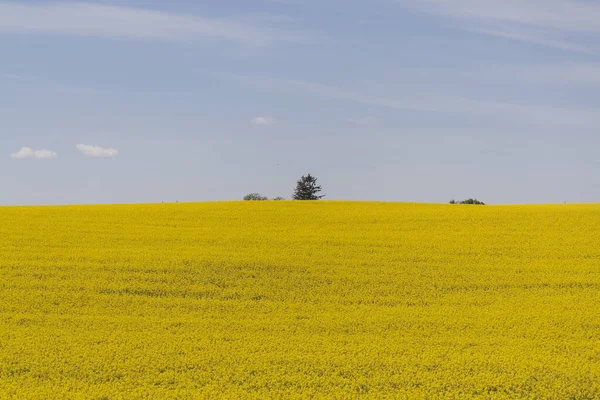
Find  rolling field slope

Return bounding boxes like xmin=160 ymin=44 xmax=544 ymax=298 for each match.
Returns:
xmin=1 ymin=202 xmax=600 ymax=399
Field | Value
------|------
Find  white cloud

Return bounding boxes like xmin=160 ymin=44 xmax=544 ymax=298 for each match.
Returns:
xmin=251 ymin=116 xmax=276 ymax=125
xmin=76 ymin=144 xmax=119 ymax=158
xmin=10 ymin=147 xmax=57 ymax=159
xmin=0 ymin=2 xmax=311 ymax=47
xmin=397 ymin=0 xmax=600 ymax=52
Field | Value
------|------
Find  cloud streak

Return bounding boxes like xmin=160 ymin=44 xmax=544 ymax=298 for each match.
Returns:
xmin=10 ymin=147 xmax=58 ymax=159
xmin=511 ymin=64 xmax=600 ymax=85
xmin=76 ymin=144 xmax=119 ymax=158
xmin=0 ymin=2 xmax=310 ymax=47
xmin=397 ymin=0 xmax=600 ymax=52
xmin=1 ymin=70 xmax=112 ymax=96
xmin=232 ymin=74 xmax=600 ymax=128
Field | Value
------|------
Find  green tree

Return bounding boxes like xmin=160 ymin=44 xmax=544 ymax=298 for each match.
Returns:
xmin=293 ymin=174 xmax=324 ymax=200
xmin=243 ymin=193 xmax=268 ymax=201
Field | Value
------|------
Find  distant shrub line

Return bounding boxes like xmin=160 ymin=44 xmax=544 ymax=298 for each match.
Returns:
xmin=449 ymin=198 xmax=485 ymax=205
xmin=243 ymin=174 xmax=324 ymax=201
xmin=243 ymin=174 xmax=485 ymax=204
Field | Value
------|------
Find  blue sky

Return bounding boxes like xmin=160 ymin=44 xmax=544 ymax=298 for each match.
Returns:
xmin=1 ymin=0 xmax=599 ymax=205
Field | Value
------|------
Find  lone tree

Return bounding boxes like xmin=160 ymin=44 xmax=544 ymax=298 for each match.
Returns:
xmin=293 ymin=174 xmax=324 ymax=200
xmin=243 ymin=193 xmax=268 ymax=201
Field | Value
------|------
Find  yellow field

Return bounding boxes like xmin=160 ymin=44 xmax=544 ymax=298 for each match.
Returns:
xmin=1 ymin=201 xmax=599 ymax=399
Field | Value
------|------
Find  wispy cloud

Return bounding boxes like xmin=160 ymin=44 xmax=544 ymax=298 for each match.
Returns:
xmin=76 ymin=144 xmax=119 ymax=158
xmin=0 ymin=71 xmax=29 ymax=81
xmin=397 ymin=0 xmax=600 ymax=52
xmin=1 ymin=70 xmax=111 ymax=95
xmin=465 ymin=26 xmax=594 ymax=54
xmin=232 ymin=74 xmax=600 ymax=128
xmin=10 ymin=147 xmax=58 ymax=159
xmin=251 ymin=116 xmax=276 ymax=125
xmin=370 ymin=63 xmax=600 ymax=87
xmin=0 ymin=2 xmax=311 ymax=47
xmin=510 ymin=64 xmax=600 ymax=85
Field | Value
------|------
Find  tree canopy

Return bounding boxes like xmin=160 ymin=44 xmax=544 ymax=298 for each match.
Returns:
xmin=293 ymin=174 xmax=324 ymax=200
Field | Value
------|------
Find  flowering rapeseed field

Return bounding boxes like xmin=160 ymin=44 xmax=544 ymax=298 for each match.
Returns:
xmin=1 ymin=201 xmax=599 ymax=399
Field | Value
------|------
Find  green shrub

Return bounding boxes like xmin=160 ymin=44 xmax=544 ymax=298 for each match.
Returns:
xmin=243 ymin=193 xmax=268 ymax=201
xmin=450 ymin=198 xmax=485 ymax=205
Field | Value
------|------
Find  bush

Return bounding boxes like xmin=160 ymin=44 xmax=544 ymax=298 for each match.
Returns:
xmin=243 ymin=193 xmax=268 ymax=201
xmin=450 ymin=198 xmax=485 ymax=205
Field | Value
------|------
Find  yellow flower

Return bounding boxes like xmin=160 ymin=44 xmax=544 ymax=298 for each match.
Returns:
xmin=0 ymin=201 xmax=598 ymax=398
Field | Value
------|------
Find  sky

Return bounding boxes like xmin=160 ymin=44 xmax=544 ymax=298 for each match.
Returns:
xmin=1 ymin=0 xmax=600 ymax=205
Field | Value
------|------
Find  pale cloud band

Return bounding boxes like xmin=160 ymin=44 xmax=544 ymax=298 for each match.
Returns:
xmin=232 ymin=74 xmax=600 ymax=129
xmin=76 ymin=144 xmax=119 ymax=158
xmin=10 ymin=147 xmax=58 ymax=159
xmin=398 ymin=0 xmax=600 ymax=53
xmin=0 ymin=2 xmax=311 ymax=47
